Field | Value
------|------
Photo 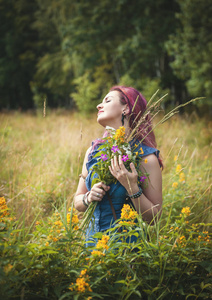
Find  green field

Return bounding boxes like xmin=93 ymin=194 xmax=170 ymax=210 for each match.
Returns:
xmin=0 ymin=111 xmax=211 ymax=299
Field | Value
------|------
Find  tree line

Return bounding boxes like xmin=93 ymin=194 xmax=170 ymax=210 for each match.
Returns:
xmin=0 ymin=0 xmax=211 ymax=112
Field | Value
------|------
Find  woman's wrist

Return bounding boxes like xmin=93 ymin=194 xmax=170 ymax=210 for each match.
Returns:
xmin=82 ymin=192 xmax=91 ymax=207
xmin=127 ymin=184 xmax=140 ymax=196
xmin=127 ymin=185 xmax=143 ymax=199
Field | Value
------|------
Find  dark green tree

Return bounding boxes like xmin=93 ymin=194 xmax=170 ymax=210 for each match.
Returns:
xmin=166 ymin=0 xmax=212 ymax=107
xmin=0 ymin=0 xmax=38 ymax=109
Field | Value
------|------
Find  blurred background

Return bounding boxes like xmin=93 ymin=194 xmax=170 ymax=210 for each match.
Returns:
xmin=0 ymin=0 xmax=211 ymax=114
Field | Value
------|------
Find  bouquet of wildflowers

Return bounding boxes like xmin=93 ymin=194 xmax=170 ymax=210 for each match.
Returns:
xmin=91 ymin=125 xmax=148 ymax=187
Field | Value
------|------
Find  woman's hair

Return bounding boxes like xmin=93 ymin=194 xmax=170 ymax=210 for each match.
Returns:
xmin=110 ymin=86 xmax=163 ymax=168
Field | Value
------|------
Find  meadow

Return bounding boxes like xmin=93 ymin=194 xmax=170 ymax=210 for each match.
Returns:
xmin=0 ymin=110 xmax=211 ymax=299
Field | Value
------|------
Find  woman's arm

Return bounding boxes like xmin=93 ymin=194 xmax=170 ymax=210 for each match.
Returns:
xmin=74 ymin=147 xmax=91 ymax=212
xmin=74 ymin=147 xmax=110 ymax=212
xmin=132 ymin=154 xmax=162 ymax=222
xmin=109 ymin=154 xmax=162 ymax=223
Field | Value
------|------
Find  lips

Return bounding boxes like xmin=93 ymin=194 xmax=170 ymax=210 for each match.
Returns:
xmin=98 ymin=111 xmax=104 ymax=115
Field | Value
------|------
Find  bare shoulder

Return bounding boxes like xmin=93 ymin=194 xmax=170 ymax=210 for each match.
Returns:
xmin=140 ymin=154 xmax=161 ymax=176
xmin=82 ymin=146 xmax=92 ymax=165
xmin=85 ymin=146 xmax=92 ymax=157
xmin=142 ymin=153 xmax=160 ymax=166
xmin=80 ymin=146 xmax=92 ymax=178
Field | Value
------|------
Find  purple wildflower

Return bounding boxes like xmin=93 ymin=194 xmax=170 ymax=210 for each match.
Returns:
xmin=122 ymin=155 xmax=129 ymax=162
xmin=140 ymin=175 xmax=147 ymax=182
xmin=111 ymin=145 xmax=119 ymax=153
xmin=101 ymin=154 xmax=108 ymax=161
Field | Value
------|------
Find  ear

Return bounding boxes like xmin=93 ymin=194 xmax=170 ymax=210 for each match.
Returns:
xmin=123 ymin=104 xmax=130 ymax=115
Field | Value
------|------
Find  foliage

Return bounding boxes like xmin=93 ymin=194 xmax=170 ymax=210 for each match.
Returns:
xmin=0 ymin=0 xmax=37 ymax=109
xmin=1 ymin=0 xmax=211 ymax=110
xmin=166 ymin=0 xmax=212 ymax=106
xmin=71 ymin=65 xmax=113 ymax=113
xmin=0 ymin=195 xmax=211 ymax=300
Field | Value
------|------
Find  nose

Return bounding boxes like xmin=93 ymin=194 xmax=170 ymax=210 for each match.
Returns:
xmin=97 ymin=102 xmax=103 ymax=110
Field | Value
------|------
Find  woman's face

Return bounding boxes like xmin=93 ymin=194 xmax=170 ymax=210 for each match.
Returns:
xmin=97 ymin=91 xmax=127 ymax=128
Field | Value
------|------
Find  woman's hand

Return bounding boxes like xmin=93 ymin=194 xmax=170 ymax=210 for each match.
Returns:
xmin=87 ymin=182 xmax=110 ymax=204
xmin=109 ymin=155 xmax=138 ymax=193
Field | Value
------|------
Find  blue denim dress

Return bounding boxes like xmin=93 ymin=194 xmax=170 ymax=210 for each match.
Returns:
xmin=85 ymin=140 xmax=160 ymax=246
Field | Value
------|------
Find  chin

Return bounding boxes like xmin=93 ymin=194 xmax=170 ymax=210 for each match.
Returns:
xmin=97 ymin=118 xmax=107 ymax=128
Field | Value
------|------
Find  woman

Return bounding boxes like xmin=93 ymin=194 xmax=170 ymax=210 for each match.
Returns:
xmin=74 ymin=86 xmax=163 ymax=244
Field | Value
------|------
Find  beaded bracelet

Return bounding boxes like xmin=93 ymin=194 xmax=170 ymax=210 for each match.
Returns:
xmin=127 ymin=186 xmax=143 ymax=199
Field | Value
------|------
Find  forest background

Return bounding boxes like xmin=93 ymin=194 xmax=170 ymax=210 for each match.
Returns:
xmin=0 ymin=0 xmax=212 ymax=113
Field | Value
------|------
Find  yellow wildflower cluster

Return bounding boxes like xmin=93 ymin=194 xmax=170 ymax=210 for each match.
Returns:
xmin=197 ymin=231 xmax=210 ymax=244
xmin=91 ymin=250 xmax=105 ymax=256
xmin=0 ymin=196 xmax=9 ymax=219
xmin=179 ymin=172 xmax=185 ymax=182
xmin=69 ymin=269 xmax=92 ymax=293
xmin=172 ymin=182 xmax=178 ymax=188
xmin=96 ymin=235 xmax=110 ymax=250
xmin=176 ymin=164 xmax=182 ymax=173
xmin=114 ymin=126 xmax=125 ymax=143
xmin=177 ymin=235 xmax=186 ymax=247
xmin=119 ymin=204 xmax=138 ymax=225
xmin=44 ymin=208 xmax=79 ymax=246
xmin=67 ymin=208 xmax=79 ymax=230
xmin=181 ymin=206 xmax=191 ymax=217
xmin=172 ymin=163 xmax=186 ymax=188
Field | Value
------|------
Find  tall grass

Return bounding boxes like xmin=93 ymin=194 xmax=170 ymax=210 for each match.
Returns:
xmin=0 ymin=110 xmax=211 ymax=299
xmin=0 ymin=111 xmax=211 ymax=224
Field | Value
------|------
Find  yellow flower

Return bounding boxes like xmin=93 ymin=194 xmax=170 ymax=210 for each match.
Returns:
xmin=54 ymin=220 xmax=63 ymax=227
xmin=72 ymin=214 xmax=79 ymax=224
xmin=135 ymin=152 xmax=138 ymax=156
xmin=96 ymin=235 xmax=110 ymax=250
xmin=144 ymin=159 xmax=148 ymax=164
xmin=140 ymin=147 xmax=144 ymax=155
xmin=45 ymin=242 xmax=49 ymax=246
xmin=172 ymin=182 xmax=178 ymax=188
xmin=176 ymin=164 xmax=182 ymax=173
xmin=0 ymin=196 xmax=9 ymax=218
xmin=179 ymin=172 xmax=185 ymax=182
xmin=114 ymin=126 xmax=125 ymax=142
xmin=76 ymin=277 xmax=90 ymax=293
xmin=4 ymin=264 xmax=13 ymax=274
xmin=91 ymin=250 xmax=105 ymax=256
xmin=181 ymin=206 xmax=191 ymax=217
xmin=120 ymin=204 xmax=138 ymax=222
xmin=80 ymin=269 xmax=87 ymax=276
xmin=174 ymin=155 xmax=178 ymax=161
